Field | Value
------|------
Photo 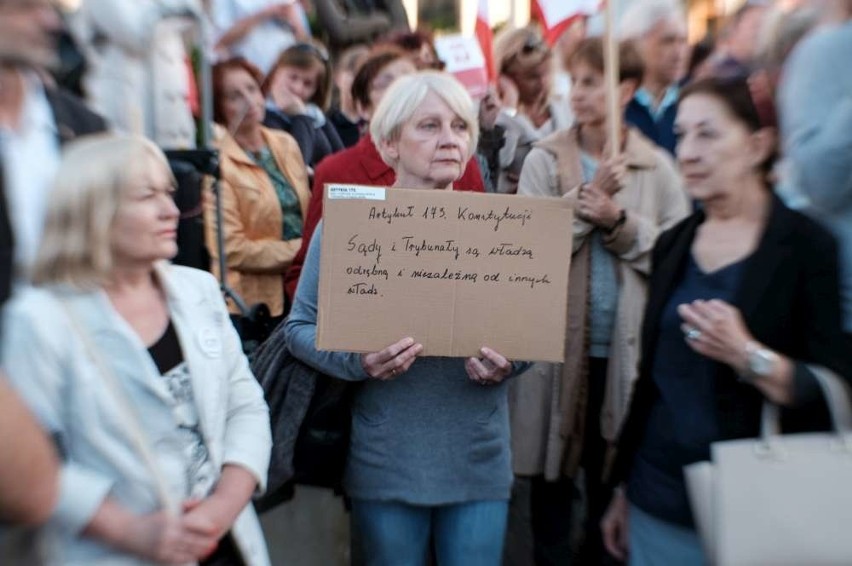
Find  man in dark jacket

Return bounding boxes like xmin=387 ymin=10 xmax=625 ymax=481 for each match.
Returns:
xmin=618 ymin=0 xmax=688 ymax=155
xmin=0 ymin=0 xmax=106 ymax=296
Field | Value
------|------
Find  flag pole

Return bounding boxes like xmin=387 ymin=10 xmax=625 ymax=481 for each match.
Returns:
xmin=604 ymin=0 xmax=621 ymax=158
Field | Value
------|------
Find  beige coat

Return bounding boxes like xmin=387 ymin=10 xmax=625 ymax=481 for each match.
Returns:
xmin=512 ymin=127 xmax=689 ymax=480
xmin=206 ymin=127 xmax=310 ymax=317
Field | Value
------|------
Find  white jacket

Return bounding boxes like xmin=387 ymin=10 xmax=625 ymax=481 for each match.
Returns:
xmin=71 ymin=0 xmax=201 ymax=148
xmin=1 ymin=265 xmax=271 ymax=566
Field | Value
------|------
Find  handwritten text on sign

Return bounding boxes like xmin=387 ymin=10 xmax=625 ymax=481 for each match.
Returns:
xmin=317 ymin=186 xmax=574 ymax=362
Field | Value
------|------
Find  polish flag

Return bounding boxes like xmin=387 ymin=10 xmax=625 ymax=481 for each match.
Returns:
xmin=475 ymin=0 xmax=495 ymax=82
xmin=532 ymin=0 xmax=600 ymax=46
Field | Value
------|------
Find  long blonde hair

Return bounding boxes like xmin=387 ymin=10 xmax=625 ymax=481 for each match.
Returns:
xmin=31 ymin=134 xmax=173 ymax=289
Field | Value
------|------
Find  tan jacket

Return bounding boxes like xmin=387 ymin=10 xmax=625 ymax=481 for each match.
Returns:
xmin=205 ymin=127 xmax=310 ymax=317
xmin=512 ymin=127 xmax=689 ymax=480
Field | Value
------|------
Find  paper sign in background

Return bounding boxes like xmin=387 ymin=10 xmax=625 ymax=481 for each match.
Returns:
xmin=317 ymin=186 xmax=574 ymax=362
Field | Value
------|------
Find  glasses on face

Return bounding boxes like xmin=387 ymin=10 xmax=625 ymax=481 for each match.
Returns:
xmin=291 ymin=42 xmax=329 ymax=64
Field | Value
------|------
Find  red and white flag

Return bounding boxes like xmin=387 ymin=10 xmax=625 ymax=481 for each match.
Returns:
xmin=532 ymin=0 xmax=600 ymax=46
xmin=475 ymin=0 xmax=496 ymax=82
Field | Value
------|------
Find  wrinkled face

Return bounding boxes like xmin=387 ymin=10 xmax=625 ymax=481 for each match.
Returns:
xmin=365 ymin=58 xmax=417 ymax=116
xmin=0 ymin=0 xmax=62 ymax=68
xmin=270 ymin=64 xmax=319 ymax=104
xmin=640 ymin=17 xmax=688 ymax=86
xmin=569 ymin=61 xmax=607 ymax=126
xmin=508 ymin=59 xmax=553 ymax=105
xmin=111 ymin=156 xmax=180 ymax=267
xmin=220 ymin=67 xmax=265 ymax=130
xmin=383 ymin=90 xmax=472 ymax=190
xmin=675 ymin=94 xmax=761 ymax=202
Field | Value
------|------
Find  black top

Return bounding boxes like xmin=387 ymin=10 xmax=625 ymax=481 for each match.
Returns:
xmin=148 ymin=319 xmax=183 ymax=374
xmin=263 ymin=108 xmax=344 ymax=169
xmin=628 ymin=255 xmax=746 ymax=526
xmin=327 ymin=108 xmax=362 ymax=148
xmin=611 ymin=196 xmax=852 ymax=521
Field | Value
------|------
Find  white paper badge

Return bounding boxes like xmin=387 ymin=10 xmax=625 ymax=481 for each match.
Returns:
xmin=327 ymin=185 xmax=386 ymax=200
xmin=197 ymin=327 xmax=222 ymax=358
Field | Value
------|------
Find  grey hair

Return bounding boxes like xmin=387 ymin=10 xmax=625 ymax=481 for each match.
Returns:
xmin=369 ymin=71 xmax=479 ymax=166
xmin=619 ymin=0 xmax=687 ymax=40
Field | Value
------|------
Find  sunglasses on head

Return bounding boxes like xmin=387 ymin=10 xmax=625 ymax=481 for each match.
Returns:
xmin=291 ymin=42 xmax=329 ymax=64
xmin=502 ymin=35 xmax=546 ymax=73
xmin=520 ymin=35 xmax=545 ymax=55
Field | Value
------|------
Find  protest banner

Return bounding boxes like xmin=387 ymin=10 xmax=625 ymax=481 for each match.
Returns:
xmin=434 ymin=34 xmax=490 ymax=100
xmin=317 ymin=185 xmax=574 ymax=362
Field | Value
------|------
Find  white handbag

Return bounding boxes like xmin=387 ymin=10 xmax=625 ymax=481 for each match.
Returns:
xmin=685 ymin=366 xmax=852 ymax=565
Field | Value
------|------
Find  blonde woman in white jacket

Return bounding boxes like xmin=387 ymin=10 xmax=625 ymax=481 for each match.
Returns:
xmin=1 ymin=134 xmax=271 ymax=565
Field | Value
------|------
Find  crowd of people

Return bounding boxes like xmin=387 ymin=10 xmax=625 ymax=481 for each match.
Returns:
xmin=0 ymin=0 xmax=850 ymax=564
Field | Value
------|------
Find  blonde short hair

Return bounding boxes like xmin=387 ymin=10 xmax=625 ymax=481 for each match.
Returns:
xmin=369 ymin=71 xmax=479 ymax=166
xmin=31 ymin=134 xmax=174 ymax=289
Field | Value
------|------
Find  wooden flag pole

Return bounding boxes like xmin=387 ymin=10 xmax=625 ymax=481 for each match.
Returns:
xmin=604 ymin=0 xmax=621 ymax=159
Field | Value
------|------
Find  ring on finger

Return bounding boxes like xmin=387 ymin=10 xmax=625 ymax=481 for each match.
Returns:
xmin=685 ymin=327 xmax=702 ymax=341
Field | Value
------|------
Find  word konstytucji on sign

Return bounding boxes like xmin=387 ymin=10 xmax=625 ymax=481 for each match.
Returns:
xmin=317 ymin=184 xmax=575 ymax=362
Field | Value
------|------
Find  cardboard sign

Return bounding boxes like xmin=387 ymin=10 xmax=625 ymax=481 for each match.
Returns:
xmin=434 ymin=35 xmax=490 ymax=100
xmin=317 ymin=185 xmax=574 ymax=362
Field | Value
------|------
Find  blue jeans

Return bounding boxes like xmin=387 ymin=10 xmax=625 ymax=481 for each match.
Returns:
xmin=351 ymin=499 xmax=509 ymax=566
xmin=628 ymin=504 xmax=706 ymax=566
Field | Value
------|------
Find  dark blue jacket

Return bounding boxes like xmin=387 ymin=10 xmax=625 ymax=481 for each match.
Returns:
xmin=625 ymin=98 xmax=678 ymax=156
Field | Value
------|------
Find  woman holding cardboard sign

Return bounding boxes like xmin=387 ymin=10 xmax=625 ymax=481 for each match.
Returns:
xmin=285 ymin=71 xmax=529 ymax=566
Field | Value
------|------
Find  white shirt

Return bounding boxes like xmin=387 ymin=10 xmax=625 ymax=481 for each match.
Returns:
xmin=210 ymin=0 xmax=297 ymax=74
xmin=0 ymin=73 xmax=61 ymax=273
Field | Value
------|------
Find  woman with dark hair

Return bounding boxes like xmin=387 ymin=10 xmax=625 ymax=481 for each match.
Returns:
xmin=282 ymin=49 xmax=486 ymax=301
xmin=601 ymin=76 xmax=850 ymax=564
xmin=208 ymin=57 xmax=310 ymax=321
xmin=378 ymin=29 xmax=444 ymax=70
xmin=263 ymin=42 xmax=345 ymax=171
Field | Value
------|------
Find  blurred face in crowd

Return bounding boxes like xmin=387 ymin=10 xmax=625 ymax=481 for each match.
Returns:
xmin=110 ymin=156 xmax=179 ymax=268
xmin=639 ymin=16 xmax=688 ymax=86
xmin=365 ymin=58 xmax=417 ymax=116
xmin=675 ymin=93 xmax=766 ymax=202
xmin=269 ymin=63 xmax=319 ymax=104
xmin=570 ymin=61 xmax=608 ymax=127
xmin=507 ymin=59 xmax=553 ymax=107
xmin=570 ymin=60 xmax=637 ymax=129
xmin=410 ymin=43 xmax=439 ymax=70
xmin=220 ymin=67 xmax=265 ymax=131
xmin=382 ymin=90 xmax=472 ymax=190
xmin=727 ymin=5 xmax=767 ymax=64
xmin=0 ymin=0 xmax=62 ymax=68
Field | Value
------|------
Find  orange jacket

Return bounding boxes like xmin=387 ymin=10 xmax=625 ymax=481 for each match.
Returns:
xmin=206 ymin=127 xmax=310 ymax=317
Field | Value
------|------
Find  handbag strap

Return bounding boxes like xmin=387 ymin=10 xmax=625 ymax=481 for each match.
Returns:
xmin=58 ymin=298 xmax=178 ymax=515
xmin=761 ymin=364 xmax=852 ymax=438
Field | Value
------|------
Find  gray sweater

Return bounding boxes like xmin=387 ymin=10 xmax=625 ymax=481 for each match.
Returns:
xmin=285 ymin=223 xmax=529 ymax=504
xmin=779 ymin=20 xmax=852 ymax=332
